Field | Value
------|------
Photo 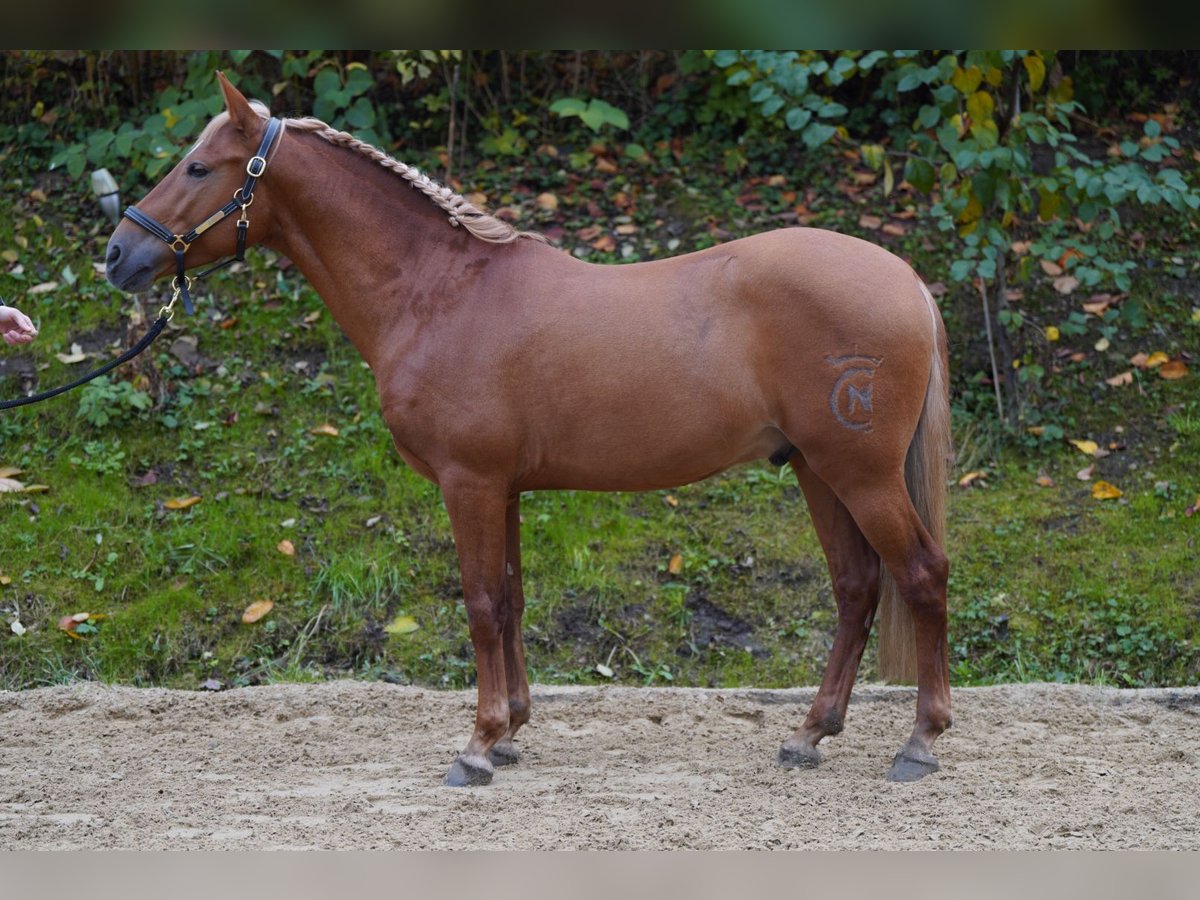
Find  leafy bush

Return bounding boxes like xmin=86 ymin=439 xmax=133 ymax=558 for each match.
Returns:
xmin=76 ymin=376 xmax=152 ymax=428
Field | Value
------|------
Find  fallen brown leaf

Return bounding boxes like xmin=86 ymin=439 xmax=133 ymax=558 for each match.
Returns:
xmin=1159 ymin=360 xmax=1188 ymax=380
xmin=55 ymin=343 xmax=86 ymax=365
xmin=1053 ymin=275 xmax=1079 ymax=295
xmin=667 ymin=553 xmax=683 ymax=576
xmin=164 ymin=495 xmax=202 ymax=510
xmin=242 ymin=600 xmax=274 ymax=624
xmin=1105 ymin=371 xmax=1133 ymax=387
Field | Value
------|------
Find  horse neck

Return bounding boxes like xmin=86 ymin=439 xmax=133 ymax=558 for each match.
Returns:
xmin=261 ymin=130 xmax=490 ymax=366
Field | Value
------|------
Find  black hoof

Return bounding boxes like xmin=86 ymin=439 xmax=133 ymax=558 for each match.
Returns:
xmin=443 ymin=755 xmax=494 ymax=787
xmin=777 ymin=743 xmax=821 ymax=769
xmin=488 ymin=740 xmax=521 ymax=767
xmin=886 ymin=746 xmax=940 ymax=782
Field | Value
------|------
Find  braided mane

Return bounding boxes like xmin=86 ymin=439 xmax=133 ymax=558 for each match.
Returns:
xmin=281 ymin=115 xmax=546 ymax=245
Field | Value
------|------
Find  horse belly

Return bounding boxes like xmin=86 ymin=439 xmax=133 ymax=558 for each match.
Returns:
xmin=520 ymin=378 xmax=781 ymax=492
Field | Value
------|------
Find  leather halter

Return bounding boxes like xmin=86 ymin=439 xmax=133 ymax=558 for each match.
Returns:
xmin=123 ymin=117 xmax=283 ymax=315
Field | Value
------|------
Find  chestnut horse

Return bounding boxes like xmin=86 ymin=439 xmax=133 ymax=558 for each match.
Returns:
xmin=106 ymin=74 xmax=952 ymax=785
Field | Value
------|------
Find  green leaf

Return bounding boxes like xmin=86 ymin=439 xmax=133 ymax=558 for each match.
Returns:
xmin=897 ymin=67 xmax=924 ymax=92
xmin=905 ymin=158 xmax=936 ymax=194
xmin=950 ymin=259 xmax=973 ymax=281
xmin=313 ymin=66 xmax=342 ymax=99
xmin=595 ymin=100 xmax=628 ymax=128
xmin=549 ymin=97 xmax=586 ymax=117
xmin=918 ymin=105 xmax=941 ymax=128
xmin=749 ymin=82 xmax=775 ymax=103
xmin=785 ymin=107 xmax=812 ymax=131
xmin=712 ymin=50 xmax=739 ymax=68
xmin=345 ymin=64 xmax=373 ymax=96
xmin=801 ymin=122 xmax=836 ymax=149
xmin=972 ymin=171 xmax=996 ymax=207
xmin=1143 ymin=118 xmax=1161 ymax=138
xmin=345 ymin=97 xmax=375 ymax=129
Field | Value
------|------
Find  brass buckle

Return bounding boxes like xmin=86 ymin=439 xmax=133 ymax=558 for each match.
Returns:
xmin=160 ymin=275 xmax=192 ymax=320
xmin=246 ymin=156 xmax=267 ymax=177
xmin=169 ymin=236 xmax=191 ymax=253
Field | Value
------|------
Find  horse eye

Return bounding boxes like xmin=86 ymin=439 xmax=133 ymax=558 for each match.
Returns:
xmin=186 ymin=162 xmax=209 ymax=179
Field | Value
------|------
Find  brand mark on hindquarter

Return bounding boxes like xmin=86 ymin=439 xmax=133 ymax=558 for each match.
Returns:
xmin=825 ymin=355 xmax=883 ymax=432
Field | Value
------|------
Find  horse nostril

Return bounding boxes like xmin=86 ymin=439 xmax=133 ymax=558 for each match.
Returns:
xmin=106 ymin=242 xmax=122 ymax=265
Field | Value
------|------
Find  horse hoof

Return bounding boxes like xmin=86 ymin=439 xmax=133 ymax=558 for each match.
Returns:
xmin=488 ymin=740 xmax=521 ymax=767
xmin=776 ymin=743 xmax=821 ymax=769
xmin=886 ymin=746 xmax=940 ymax=782
xmin=443 ymin=755 xmax=494 ymax=787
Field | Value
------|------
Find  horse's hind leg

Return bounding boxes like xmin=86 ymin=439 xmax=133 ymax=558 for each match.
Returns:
xmin=834 ymin=473 xmax=951 ymax=782
xmin=488 ymin=495 xmax=531 ymax=768
xmin=778 ymin=458 xmax=881 ymax=769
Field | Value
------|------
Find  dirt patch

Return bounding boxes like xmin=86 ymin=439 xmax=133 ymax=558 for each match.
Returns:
xmin=1 ymin=682 xmax=1197 ymax=850
xmin=679 ymin=594 xmax=769 ymax=659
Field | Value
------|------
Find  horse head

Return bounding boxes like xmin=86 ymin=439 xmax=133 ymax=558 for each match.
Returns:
xmin=106 ymin=72 xmax=279 ymax=296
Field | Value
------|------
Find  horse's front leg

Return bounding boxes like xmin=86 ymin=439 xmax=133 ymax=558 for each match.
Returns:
xmin=488 ymin=494 xmax=531 ymax=768
xmin=441 ymin=472 xmax=512 ymax=787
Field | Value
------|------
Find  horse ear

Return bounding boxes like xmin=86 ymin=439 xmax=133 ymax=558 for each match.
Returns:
xmin=216 ymin=70 xmax=257 ymax=135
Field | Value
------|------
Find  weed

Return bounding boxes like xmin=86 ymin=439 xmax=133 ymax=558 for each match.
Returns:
xmin=76 ymin=376 xmax=152 ymax=428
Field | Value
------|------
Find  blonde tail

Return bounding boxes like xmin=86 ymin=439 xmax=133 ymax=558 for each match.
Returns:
xmin=876 ymin=280 xmax=951 ymax=683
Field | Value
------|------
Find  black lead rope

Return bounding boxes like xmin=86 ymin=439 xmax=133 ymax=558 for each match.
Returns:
xmin=1 ymin=117 xmax=283 ymax=412
xmin=0 ymin=313 xmax=170 ymax=410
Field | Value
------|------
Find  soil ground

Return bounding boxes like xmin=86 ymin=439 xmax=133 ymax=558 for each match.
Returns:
xmin=1 ymin=681 xmax=1197 ymax=850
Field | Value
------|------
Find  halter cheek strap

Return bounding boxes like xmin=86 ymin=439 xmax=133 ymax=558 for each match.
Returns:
xmin=122 ymin=117 xmax=283 ymax=315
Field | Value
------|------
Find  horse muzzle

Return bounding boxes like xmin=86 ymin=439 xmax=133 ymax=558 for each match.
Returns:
xmin=104 ymin=228 xmax=168 ymax=293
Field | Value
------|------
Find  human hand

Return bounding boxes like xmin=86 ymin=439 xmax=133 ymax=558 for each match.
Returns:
xmin=0 ymin=305 xmax=38 ymax=345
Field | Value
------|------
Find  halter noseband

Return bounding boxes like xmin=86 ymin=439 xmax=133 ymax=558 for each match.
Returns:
xmin=123 ymin=117 xmax=284 ymax=316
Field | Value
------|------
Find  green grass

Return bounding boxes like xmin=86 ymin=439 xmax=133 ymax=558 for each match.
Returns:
xmin=2 ymin=162 xmax=1198 ymax=692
